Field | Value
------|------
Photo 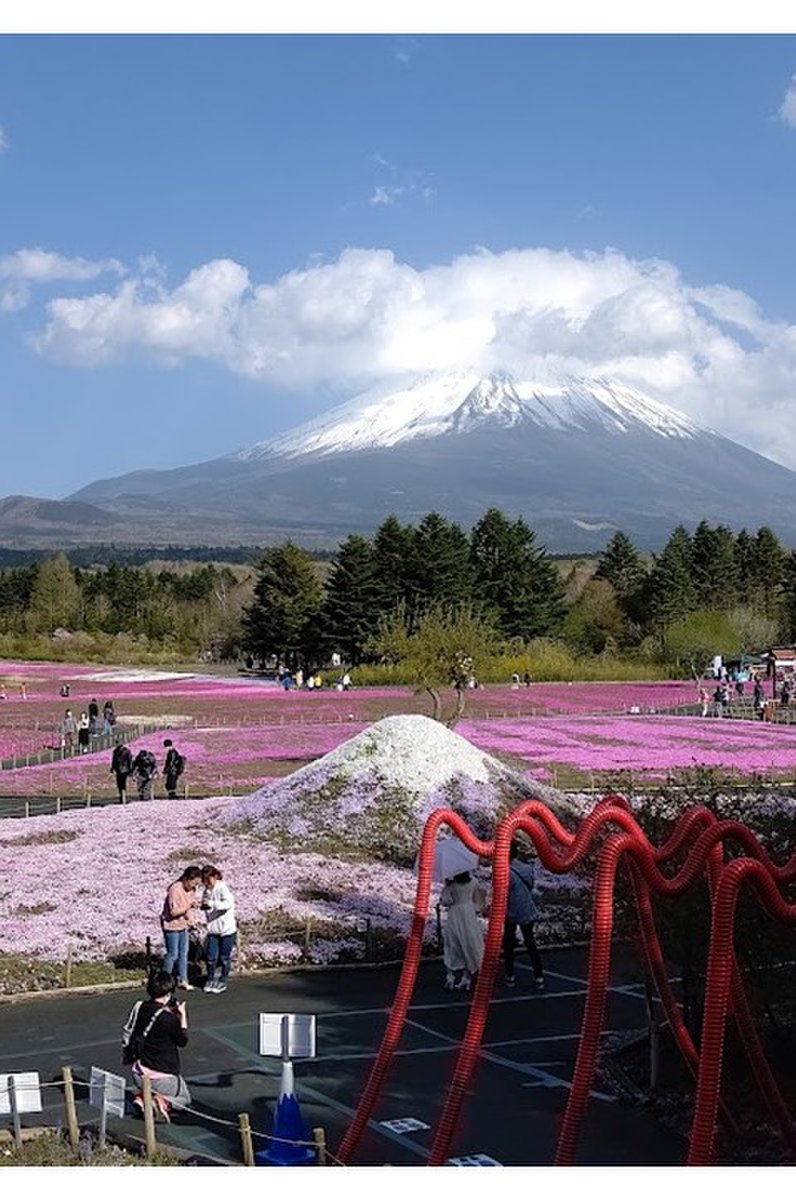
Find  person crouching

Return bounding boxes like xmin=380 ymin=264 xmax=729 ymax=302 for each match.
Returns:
xmin=129 ymin=970 xmax=191 ymax=1122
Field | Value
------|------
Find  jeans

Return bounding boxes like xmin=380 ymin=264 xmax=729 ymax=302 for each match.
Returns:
xmin=206 ymin=932 xmax=237 ymax=983
xmin=502 ymin=919 xmax=543 ymax=979
xmin=163 ymin=929 xmax=189 ymax=983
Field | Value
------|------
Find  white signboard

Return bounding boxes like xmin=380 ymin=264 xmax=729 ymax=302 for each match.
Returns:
xmin=0 ymin=1072 xmax=42 ymax=1115
xmin=89 ymin=1066 xmax=127 ymax=1118
xmin=447 ymin=1153 xmax=502 ymax=1166
xmin=258 ymin=1012 xmax=316 ymax=1059
xmin=380 ymin=1117 xmax=430 ymax=1134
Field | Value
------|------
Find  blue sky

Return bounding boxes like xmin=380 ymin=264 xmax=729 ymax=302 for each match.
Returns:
xmin=2 ymin=32 xmax=796 ymax=496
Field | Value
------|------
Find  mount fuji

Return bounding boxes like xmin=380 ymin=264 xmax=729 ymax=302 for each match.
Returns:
xmin=9 ymin=371 xmax=796 ymax=550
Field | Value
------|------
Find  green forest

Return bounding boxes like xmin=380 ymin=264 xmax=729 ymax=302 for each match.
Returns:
xmin=0 ymin=511 xmax=793 ymax=678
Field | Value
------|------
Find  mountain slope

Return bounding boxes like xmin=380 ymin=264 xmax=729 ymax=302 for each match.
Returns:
xmin=12 ymin=370 xmax=796 ymax=551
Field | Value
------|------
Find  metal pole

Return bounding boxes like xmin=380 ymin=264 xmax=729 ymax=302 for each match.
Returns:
xmin=9 ymin=1077 xmax=22 ymax=1153
xmin=98 ymin=1076 xmax=108 ymax=1149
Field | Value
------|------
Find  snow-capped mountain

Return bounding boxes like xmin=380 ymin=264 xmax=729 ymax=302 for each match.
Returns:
xmin=47 ymin=369 xmax=796 ymax=551
xmin=236 ymin=371 xmax=703 ymax=462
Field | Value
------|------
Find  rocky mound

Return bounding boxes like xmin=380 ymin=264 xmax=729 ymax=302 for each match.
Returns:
xmin=223 ymin=714 xmax=575 ymax=863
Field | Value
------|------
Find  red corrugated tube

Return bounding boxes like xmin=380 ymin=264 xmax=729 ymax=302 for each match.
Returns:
xmin=335 ymin=795 xmax=796 ymax=1167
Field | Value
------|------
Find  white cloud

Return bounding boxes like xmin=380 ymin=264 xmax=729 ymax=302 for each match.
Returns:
xmin=0 ymin=247 xmax=123 ymax=311
xmin=369 ymin=185 xmax=406 ymax=206
xmin=779 ymin=75 xmax=796 ymax=128
xmin=30 ymin=242 xmax=796 ymax=468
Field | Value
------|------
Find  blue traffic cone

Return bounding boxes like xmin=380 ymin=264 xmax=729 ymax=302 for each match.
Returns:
xmin=255 ymin=1060 xmax=316 ymax=1166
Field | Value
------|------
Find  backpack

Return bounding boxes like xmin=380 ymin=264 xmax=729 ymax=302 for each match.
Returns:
xmin=121 ymin=1000 xmax=143 ymax=1064
xmin=137 ymin=749 xmax=156 ymax=777
xmin=121 ymin=1000 xmax=166 ymax=1066
xmin=113 ymin=745 xmax=133 ymax=774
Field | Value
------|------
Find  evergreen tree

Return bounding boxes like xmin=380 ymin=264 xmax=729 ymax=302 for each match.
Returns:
xmin=323 ymin=534 xmax=381 ymax=665
xmin=407 ymin=512 xmax=474 ymax=615
xmin=647 ymin=525 xmax=697 ymax=628
xmin=594 ymin=530 xmax=646 ymax=603
xmin=690 ymin=521 xmax=738 ymax=602
xmin=470 ymin=507 xmax=566 ymax=639
xmin=748 ymin=526 xmax=786 ymax=618
xmin=372 ymin=516 xmax=415 ymax=614
xmin=242 ymin=542 xmax=323 ymax=669
xmin=733 ymin=528 xmax=755 ymax=596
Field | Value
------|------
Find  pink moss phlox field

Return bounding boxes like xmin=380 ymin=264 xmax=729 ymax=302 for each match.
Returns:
xmin=459 ymin=714 xmax=796 ymax=777
xmin=0 ymin=797 xmax=425 ymax=964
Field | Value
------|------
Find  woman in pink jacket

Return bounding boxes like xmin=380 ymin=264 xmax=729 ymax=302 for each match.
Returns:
xmin=161 ymin=866 xmax=202 ymax=990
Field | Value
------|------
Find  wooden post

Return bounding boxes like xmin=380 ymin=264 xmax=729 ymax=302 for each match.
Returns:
xmin=142 ymin=1076 xmax=157 ymax=1160
xmin=62 ymin=1067 xmax=80 ymax=1150
xmin=9 ymin=1077 xmax=22 ymax=1153
xmin=645 ymin=980 xmax=659 ymax=1092
xmin=238 ymin=1112 xmax=255 ymax=1166
xmin=24 ymin=801 xmax=30 ymax=819
xmin=313 ymin=1126 xmax=328 ymax=1165
xmin=303 ymin=916 xmax=312 ymax=960
xmin=64 ymin=945 xmax=73 ymax=988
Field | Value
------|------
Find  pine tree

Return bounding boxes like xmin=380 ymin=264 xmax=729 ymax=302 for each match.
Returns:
xmin=242 ymin=542 xmax=323 ymax=669
xmin=372 ymin=515 xmax=414 ymax=614
xmin=647 ymin=525 xmax=697 ymax=628
xmin=690 ymin=521 xmax=738 ymax=602
xmin=28 ymin=554 xmax=82 ymax=634
xmin=748 ymin=526 xmax=786 ymax=618
xmin=408 ymin=512 xmax=474 ymax=615
xmin=323 ymin=534 xmax=381 ymax=665
xmin=470 ymin=507 xmax=566 ymax=639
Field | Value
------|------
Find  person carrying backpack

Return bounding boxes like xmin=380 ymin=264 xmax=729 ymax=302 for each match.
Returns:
xmin=122 ymin=970 xmax=191 ymax=1122
xmin=132 ymin=747 xmax=158 ymax=801
xmin=110 ymin=742 xmax=134 ymax=802
xmin=163 ymin=739 xmax=186 ymax=799
xmin=501 ymin=839 xmax=545 ymax=990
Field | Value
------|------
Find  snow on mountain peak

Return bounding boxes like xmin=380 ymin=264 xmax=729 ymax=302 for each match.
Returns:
xmin=235 ymin=371 xmax=705 ymax=462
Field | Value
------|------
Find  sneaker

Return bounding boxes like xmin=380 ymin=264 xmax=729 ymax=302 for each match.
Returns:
xmin=444 ymin=972 xmax=456 ymax=991
xmin=534 ymin=975 xmax=545 ymax=990
xmin=454 ymin=974 xmax=471 ymax=992
xmin=203 ymin=981 xmax=216 ymax=993
xmin=504 ymin=975 xmax=516 ymax=988
xmin=154 ymin=1096 xmax=171 ymax=1123
xmin=132 ymin=1093 xmax=145 ymax=1117
xmin=214 ymin=981 xmax=227 ymax=994
xmin=176 ymin=980 xmax=194 ymax=991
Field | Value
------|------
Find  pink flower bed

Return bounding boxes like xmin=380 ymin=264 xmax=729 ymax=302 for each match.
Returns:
xmin=459 ymin=714 xmax=796 ymax=779
xmin=0 ymin=796 xmax=426 ymax=963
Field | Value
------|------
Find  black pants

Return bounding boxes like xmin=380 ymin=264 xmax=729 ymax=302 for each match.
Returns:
xmin=114 ymin=771 xmax=129 ymax=800
xmin=165 ymin=772 xmax=179 ymax=799
xmin=503 ymin=919 xmax=543 ymax=979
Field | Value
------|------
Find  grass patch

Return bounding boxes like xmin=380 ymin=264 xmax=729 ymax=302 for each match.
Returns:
xmin=0 ymin=1129 xmax=179 ymax=1166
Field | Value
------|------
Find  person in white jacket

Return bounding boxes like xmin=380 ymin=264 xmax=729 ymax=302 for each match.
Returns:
xmin=200 ymin=865 xmax=237 ymax=994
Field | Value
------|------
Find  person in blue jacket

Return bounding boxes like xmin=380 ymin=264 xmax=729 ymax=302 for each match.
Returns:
xmin=502 ymin=839 xmax=544 ymax=989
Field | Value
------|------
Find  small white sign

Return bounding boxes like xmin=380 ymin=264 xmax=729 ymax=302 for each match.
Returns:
xmin=0 ymin=1072 xmax=42 ymax=1115
xmin=447 ymin=1153 xmax=502 ymax=1166
xmin=380 ymin=1117 xmax=430 ymax=1134
xmin=258 ymin=1012 xmax=316 ymax=1059
xmin=89 ymin=1066 xmax=127 ymax=1118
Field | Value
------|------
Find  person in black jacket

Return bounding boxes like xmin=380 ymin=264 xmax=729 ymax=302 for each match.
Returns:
xmin=110 ymin=742 xmax=133 ymax=802
xmin=129 ymin=970 xmax=191 ymax=1120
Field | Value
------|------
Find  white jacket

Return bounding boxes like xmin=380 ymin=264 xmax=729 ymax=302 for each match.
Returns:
xmin=202 ymin=881 xmax=237 ymax=936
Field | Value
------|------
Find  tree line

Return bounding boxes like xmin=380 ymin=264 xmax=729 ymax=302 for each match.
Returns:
xmin=0 ymin=514 xmax=794 ymax=672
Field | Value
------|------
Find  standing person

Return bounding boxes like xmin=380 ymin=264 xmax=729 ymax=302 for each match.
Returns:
xmin=102 ymin=700 xmax=116 ymax=734
xmin=131 ymin=746 xmax=158 ymax=801
xmin=161 ymin=866 xmax=202 ymax=989
xmin=110 ymin=742 xmax=134 ymax=802
xmin=698 ymin=686 xmax=709 ymax=718
xmin=502 ymin=840 xmax=544 ymax=989
xmin=439 ymin=870 xmax=485 ymax=992
xmin=61 ymin=708 xmax=78 ymax=752
xmin=200 ymin=865 xmax=237 ymax=994
xmin=754 ymin=676 xmax=765 ymax=719
xmin=77 ymin=711 xmax=91 ymax=753
xmin=162 ymin=739 xmax=186 ymax=800
xmin=781 ymin=679 xmax=792 ymax=707
xmin=125 ymin=970 xmax=191 ymax=1121
xmin=19 ymin=681 xmax=27 ymax=700
xmin=342 ymin=671 xmax=352 ymax=691
xmin=88 ymin=697 xmax=99 ymax=723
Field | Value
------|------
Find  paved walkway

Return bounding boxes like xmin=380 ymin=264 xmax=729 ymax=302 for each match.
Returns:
xmin=0 ymin=947 xmax=686 ymax=1166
